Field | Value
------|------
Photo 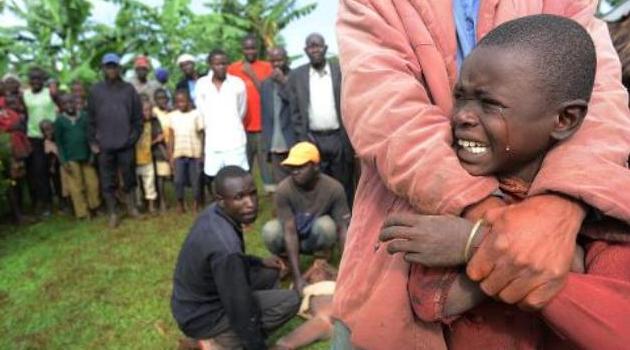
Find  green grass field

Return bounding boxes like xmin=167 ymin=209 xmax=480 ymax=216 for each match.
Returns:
xmin=0 ymin=179 xmax=331 ymax=349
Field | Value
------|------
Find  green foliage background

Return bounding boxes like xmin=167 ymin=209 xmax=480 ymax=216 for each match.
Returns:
xmin=0 ymin=0 xmax=316 ymax=87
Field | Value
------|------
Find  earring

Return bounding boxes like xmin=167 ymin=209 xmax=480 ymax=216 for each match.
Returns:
xmin=505 ymin=145 xmax=511 ymax=152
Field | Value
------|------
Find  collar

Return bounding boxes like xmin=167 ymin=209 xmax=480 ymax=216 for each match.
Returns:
xmin=309 ymin=62 xmax=330 ymax=77
xmin=212 ymin=203 xmax=243 ymax=234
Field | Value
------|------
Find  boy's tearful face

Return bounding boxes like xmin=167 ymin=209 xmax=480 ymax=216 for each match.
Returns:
xmin=451 ymin=47 xmax=557 ymax=182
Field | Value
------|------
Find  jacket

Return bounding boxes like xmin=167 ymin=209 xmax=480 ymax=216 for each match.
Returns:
xmin=333 ymin=0 xmax=630 ymax=349
xmin=260 ymin=77 xmax=295 ymax=154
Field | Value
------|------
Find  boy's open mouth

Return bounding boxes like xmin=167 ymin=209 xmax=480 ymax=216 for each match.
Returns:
xmin=457 ymin=138 xmax=489 ymax=155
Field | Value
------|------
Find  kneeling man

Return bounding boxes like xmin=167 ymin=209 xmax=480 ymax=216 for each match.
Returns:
xmin=171 ymin=165 xmax=299 ymax=349
xmin=262 ymin=142 xmax=350 ymax=294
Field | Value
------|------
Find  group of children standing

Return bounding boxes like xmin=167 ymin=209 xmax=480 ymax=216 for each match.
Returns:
xmin=1 ymin=71 xmax=209 ymax=223
xmin=136 ymin=88 xmax=205 ymax=214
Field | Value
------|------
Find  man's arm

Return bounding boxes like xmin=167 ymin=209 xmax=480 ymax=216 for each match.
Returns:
xmin=286 ymin=73 xmax=307 ymax=142
xmin=128 ymin=88 xmax=143 ymax=147
xmin=53 ymin=118 xmax=67 ymax=164
xmin=330 ymin=184 xmax=351 ymax=251
xmin=337 ymin=0 xmax=497 ymax=215
xmin=275 ymin=190 xmax=306 ymax=293
xmin=527 ymin=3 xmax=630 ymax=221
xmin=236 ymin=80 xmax=248 ymax=120
xmin=283 ymin=219 xmax=305 ymax=294
xmin=211 ymin=253 xmax=267 ymax=349
xmin=86 ymin=88 xmax=98 ymax=150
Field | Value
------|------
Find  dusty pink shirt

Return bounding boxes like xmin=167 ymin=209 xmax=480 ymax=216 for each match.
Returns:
xmin=334 ymin=0 xmax=630 ymax=348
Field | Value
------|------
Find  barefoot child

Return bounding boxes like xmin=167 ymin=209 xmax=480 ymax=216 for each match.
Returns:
xmin=153 ymin=88 xmax=172 ymax=211
xmin=168 ymin=89 xmax=204 ymax=212
xmin=135 ymin=100 xmax=162 ymax=213
xmin=54 ymin=93 xmax=101 ymax=219
xmin=379 ymin=15 xmax=630 ymax=349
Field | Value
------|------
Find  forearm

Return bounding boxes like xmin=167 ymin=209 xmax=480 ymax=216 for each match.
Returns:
xmin=213 ymin=255 xmax=266 ymax=349
xmin=284 ymin=223 xmax=301 ymax=282
xmin=443 ymin=273 xmax=487 ymax=317
xmin=152 ymin=133 xmax=164 ymax=145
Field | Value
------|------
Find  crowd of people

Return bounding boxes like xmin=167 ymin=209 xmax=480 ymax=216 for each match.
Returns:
xmin=0 ymin=31 xmax=354 ymax=229
xmin=0 ymin=30 xmax=352 ymax=349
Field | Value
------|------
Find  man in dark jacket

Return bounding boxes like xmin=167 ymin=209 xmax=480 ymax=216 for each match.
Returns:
xmin=261 ymin=47 xmax=295 ymax=188
xmin=175 ymin=53 xmax=199 ymax=106
xmin=287 ymin=33 xmax=355 ymax=207
xmin=87 ymin=53 xmax=143 ymax=228
xmin=171 ymin=166 xmax=299 ymax=349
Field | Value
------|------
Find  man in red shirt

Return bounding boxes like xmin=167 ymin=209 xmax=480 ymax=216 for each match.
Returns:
xmin=228 ymin=34 xmax=274 ymax=193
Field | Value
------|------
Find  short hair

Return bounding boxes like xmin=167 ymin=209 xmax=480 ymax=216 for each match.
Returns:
xmin=241 ymin=33 xmax=258 ymax=45
xmin=207 ymin=48 xmax=227 ymax=62
xmin=28 ymin=67 xmax=47 ymax=80
xmin=174 ymin=88 xmax=191 ymax=101
xmin=214 ymin=166 xmax=250 ymax=196
xmin=267 ymin=46 xmax=287 ymax=57
xmin=477 ymin=14 xmax=596 ymax=104
xmin=154 ymin=87 xmax=167 ymax=98
xmin=305 ymin=33 xmax=325 ymax=46
xmin=39 ymin=118 xmax=53 ymax=130
xmin=139 ymin=93 xmax=151 ymax=103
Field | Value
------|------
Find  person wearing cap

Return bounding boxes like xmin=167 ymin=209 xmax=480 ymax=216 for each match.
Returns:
xmin=130 ymin=55 xmax=161 ymax=103
xmin=87 ymin=52 xmax=143 ymax=228
xmin=261 ymin=142 xmax=350 ymax=294
xmin=175 ymin=54 xmax=199 ymax=105
xmin=287 ymin=33 xmax=355 ymax=208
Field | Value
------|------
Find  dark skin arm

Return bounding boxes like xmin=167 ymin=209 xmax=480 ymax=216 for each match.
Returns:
xmin=381 ymin=214 xmax=586 ymax=318
xmin=168 ymin=128 xmax=175 ymax=169
xmin=283 ymin=218 xmax=306 ymax=295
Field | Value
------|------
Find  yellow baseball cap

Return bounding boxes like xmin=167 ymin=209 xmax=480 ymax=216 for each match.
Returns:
xmin=281 ymin=142 xmax=320 ymax=166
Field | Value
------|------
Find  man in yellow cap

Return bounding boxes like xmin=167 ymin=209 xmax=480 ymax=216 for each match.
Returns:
xmin=262 ymin=142 xmax=350 ymax=294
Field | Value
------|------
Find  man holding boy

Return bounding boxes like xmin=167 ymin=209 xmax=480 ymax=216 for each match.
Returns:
xmin=88 ymin=53 xmax=143 ymax=228
xmin=171 ymin=166 xmax=299 ymax=349
xmin=333 ymin=1 xmax=630 ymax=348
xmin=262 ymin=142 xmax=350 ymax=294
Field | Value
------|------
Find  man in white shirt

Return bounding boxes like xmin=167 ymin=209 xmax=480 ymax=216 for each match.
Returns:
xmin=287 ymin=33 xmax=355 ymax=207
xmin=196 ymin=49 xmax=249 ymax=185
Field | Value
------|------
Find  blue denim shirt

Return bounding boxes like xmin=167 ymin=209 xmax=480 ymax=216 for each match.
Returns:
xmin=454 ymin=0 xmax=480 ymax=71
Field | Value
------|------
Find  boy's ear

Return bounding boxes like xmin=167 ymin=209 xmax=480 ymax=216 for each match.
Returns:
xmin=551 ymin=99 xmax=588 ymax=141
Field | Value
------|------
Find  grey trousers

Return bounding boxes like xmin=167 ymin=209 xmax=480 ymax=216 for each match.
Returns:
xmin=246 ymin=132 xmax=273 ymax=186
xmin=261 ymin=216 xmax=338 ymax=255
xmin=203 ymin=266 xmax=300 ymax=349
